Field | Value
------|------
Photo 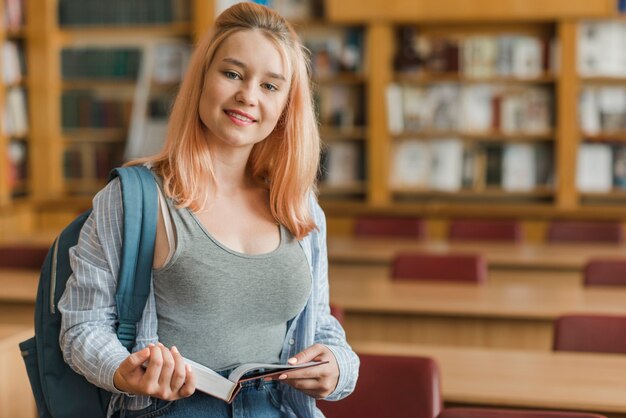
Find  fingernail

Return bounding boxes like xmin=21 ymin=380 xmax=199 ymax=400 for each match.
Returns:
xmin=148 ymin=343 xmax=155 ymax=347
xmin=172 ymin=346 xmax=179 ymax=354
xmin=278 ymin=374 xmax=287 ymax=380
xmin=263 ymin=377 xmax=272 ymax=382
xmin=288 ymin=357 xmax=297 ymax=364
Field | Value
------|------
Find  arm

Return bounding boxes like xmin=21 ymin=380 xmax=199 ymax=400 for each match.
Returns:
xmin=282 ymin=198 xmax=359 ymax=401
xmin=58 ymin=178 xmax=196 ymax=400
xmin=58 ymin=178 xmax=133 ymax=393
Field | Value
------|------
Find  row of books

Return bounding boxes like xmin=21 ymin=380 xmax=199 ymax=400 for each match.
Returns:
xmin=58 ymin=0 xmax=190 ymax=26
xmin=394 ymin=29 xmax=556 ymax=78
xmin=302 ymin=26 xmax=365 ymax=77
xmin=390 ymin=139 xmax=553 ymax=192
xmin=2 ymin=87 xmax=28 ymax=136
xmin=579 ymin=87 xmax=626 ymax=134
xmin=577 ymin=143 xmax=626 ymax=192
xmin=2 ymin=41 xmax=26 ymax=84
xmin=63 ymin=144 xmax=124 ymax=182
xmin=61 ymin=48 xmax=142 ymax=80
xmin=314 ymin=84 xmax=365 ymax=130
xmin=578 ymin=21 xmax=626 ymax=77
xmin=3 ymin=0 xmax=24 ymax=30
xmin=386 ymin=83 xmax=553 ymax=134
xmin=61 ymin=91 xmax=132 ymax=129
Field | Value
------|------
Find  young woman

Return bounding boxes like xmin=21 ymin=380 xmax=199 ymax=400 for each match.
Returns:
xmin=58 ymin=3 xmax=359 ymax=417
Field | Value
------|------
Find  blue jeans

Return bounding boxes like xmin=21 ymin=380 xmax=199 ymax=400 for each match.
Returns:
xmin=117 ymin=370 xmax=284 ymax=418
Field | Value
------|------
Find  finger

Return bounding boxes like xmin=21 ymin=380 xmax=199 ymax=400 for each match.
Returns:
xmin=169 ymin=346 xmax=187 ymax=393
xmin=288 ymin=344 xmax=325 ymax=365
xmin=121 ymin=347 xmax=151 ymax=373
xmin=280 ymin=365 xmax=325 ymax=380
xmin=157 ymin=344 xmax=175 ymax=388
xmin=179 ymin=365 xmax=196 ymax=397
xmin=283 ymin=377 xmax=319 ymax=391
xmin=142 ymin=344 xmax=164 ymax=387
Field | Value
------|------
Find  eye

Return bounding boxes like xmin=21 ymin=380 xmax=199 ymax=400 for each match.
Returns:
xmin=224 ymin=70 xmax=241 ymax=80
xmin=262 ymin=82 xmax=279 ymax=92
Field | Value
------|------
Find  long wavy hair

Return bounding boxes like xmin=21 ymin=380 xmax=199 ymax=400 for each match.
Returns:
xmin=129 ymin=2 xmax=320 ymax=239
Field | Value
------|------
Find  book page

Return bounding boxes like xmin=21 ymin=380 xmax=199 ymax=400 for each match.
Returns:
xmin=228 ymin=361 xmax=327 ymax=383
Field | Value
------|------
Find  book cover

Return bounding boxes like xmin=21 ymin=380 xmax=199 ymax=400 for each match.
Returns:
xmin=502 ymin=143 xmax=536 ymax=191
xmin=389 ymin=139 xmax=431 ymax=189
xmin=429 ymin=138 xmax=463 ymax=191
xmin=576 ymin=143 xmax=612 ymax=192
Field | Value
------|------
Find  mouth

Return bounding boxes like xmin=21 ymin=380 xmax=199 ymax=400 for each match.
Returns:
xmin=224 ymin=109 xmax=257 ymax=123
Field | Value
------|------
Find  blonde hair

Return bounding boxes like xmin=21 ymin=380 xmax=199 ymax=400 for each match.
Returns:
xmin=129 ymin=2 xmax=320 ymax=239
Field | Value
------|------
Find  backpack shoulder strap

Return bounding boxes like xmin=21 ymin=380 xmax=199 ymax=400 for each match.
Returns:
xmin=108 ymin=166 xmax=158 ymax=350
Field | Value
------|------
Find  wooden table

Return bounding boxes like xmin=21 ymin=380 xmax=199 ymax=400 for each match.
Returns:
xmin=0 ymin=324 xmax=36 ymax=418
xmin=353 ymin=341 xmax=626 ymax=418
xmin=330 ymin=277 xmax=626 ymax=349
xmin=328 ymin=236 xmax=626 ymax=271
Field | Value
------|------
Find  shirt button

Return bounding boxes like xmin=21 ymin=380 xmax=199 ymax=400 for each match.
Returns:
xmin=289 ymin=338 xmax=295 ymax=345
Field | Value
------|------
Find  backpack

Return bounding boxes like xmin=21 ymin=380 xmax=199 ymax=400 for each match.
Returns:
xmin=18 ymin=166 xmax=158 ymax=418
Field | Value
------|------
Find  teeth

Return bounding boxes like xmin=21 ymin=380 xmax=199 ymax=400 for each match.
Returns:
xmin=227 ymin=111 xmax=253 ymax=122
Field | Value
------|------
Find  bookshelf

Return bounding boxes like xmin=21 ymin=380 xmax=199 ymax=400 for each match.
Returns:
xmin=319 ymin=0 xmax=626 ymax=225
xmin=7 ymin=0 xmax=626 ymax=236
xmin=0 ymin=0 xmax=29 ymax=205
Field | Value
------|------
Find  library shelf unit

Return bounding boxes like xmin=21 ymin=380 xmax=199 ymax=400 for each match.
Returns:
xmin=318 ymin=0 xmax=626 ymax=230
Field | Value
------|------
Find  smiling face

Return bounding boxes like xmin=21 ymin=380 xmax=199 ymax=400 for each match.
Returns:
xmin=198 ymin=30 xmax=291 ymax=154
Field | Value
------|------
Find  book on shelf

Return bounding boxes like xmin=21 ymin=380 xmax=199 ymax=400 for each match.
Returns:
xmin=596 ymin=87 xmax=626 ymax=133
xmin=321 ymin=141 xmax=363 ymax=186
xmin=577 ymin=143 xmax=613 ymax=192
xmin=534 ymin=142 xmax=554 ymax=187
xmin=185 ymin=358 xmax=326 ymax=403
xmin=386 ymin=84 xmax=405 ymax=134
xmin=2 ymin=41 xmax=25 ymax=84
xmin=484 ymin=144 xmax=503 ymax=187
xmin=61 ymin=48 xmax=142 ymax=80
xmin=389 ymin=139 xmax=431 ymax=189
xmin=429 ymin=138 xmax=463 ymax=191
xmin=316 ymin=84 xmax=363 ymax=131
xmin=3 ymin=0 xmax=24 ymax=30
xmin=2 ymin=87 xmax=28 ymax=136
xmin=613 ymin=144 xmax=626 ymax=189
xmin=7 ymin=139 xmax=27 ymax=193
xmin=578 ymin=21 xmax=626 ymax=77
xmin=502 ymin=143 xmax=536 ymax=191
xmin=460 ymin=84 xmax=494 ymax=132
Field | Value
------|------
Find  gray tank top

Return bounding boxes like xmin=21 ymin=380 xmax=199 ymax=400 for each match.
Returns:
xmin=152 ymin=185 xmax=312 ymax=371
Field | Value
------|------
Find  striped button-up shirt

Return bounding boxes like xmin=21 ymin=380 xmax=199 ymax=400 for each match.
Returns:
xmin=58 ymin=177 xmax=359 ymax=417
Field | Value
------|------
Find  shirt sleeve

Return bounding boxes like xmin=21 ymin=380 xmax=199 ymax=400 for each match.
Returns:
xmin=309 ymin=197 xmax=360 ymax=401
xmin=58 ymin=178 xmax=130 ymax=394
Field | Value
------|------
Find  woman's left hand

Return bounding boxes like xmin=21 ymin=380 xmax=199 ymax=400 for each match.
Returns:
xmin=273 ymin=343 xmax=339 ymax=399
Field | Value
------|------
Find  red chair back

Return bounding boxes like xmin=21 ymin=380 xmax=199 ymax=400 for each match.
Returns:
xmin=438 ymin=408 xmax=607 ymax=418
xmin=329 ymin=304 xmax=345 ymax=325
xmin=318 ymin=353 xmax=442 ymax=418
xmin=583 ymin=259 xmax=626 ymax=286
xmin=448 ymin=219 xmax=522 ymax=242
xmin=0 ymin=246 xmax=48 ymax=269
xmin=392 ymin=252 xmax=487 ymax=284
xmin=547 ymin=220 xmax=623 ymax=244
xmin=553 ymin=314 xmax=626 ymax=354
xmin=354 ymin=216 xmax=425 ymax=239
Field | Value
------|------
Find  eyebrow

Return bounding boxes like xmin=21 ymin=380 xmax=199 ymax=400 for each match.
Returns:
xmin=222 ymin=57 xmax=287 ymax=81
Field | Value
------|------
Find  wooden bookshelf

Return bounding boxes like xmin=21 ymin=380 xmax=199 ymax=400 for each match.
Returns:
xmin=6 ymin=0 xmax=626 ymax=235
xmin=316 ymin=0 xmax=626 ymax=226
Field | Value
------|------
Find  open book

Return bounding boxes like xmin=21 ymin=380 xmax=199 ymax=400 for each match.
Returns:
xmin=184 ymin=358 xmax=327 ymax=403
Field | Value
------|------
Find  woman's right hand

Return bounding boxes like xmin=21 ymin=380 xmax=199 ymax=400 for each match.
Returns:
xmin=113 ymin=343 xmax=196 ymax=400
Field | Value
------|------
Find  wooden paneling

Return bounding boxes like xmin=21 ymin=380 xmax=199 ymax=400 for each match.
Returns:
xmin=0 ymin=325 xmax=36 ymax=418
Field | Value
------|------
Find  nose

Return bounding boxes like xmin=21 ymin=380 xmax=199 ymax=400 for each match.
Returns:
xmin=235 ymin=82 xmax=258 ymax=106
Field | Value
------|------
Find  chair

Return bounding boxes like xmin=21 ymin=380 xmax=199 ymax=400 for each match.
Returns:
xmin=391 ymin=252 xmax=487 ymax=284
xmin=448 ymin=219 xmax=522 ymax=242
xmin=329 ymin=304 xmax=345 ymax=324
xmin=583 ymin=259 xmax=626 ymax=286
xmin=552 ymin=314 xmax=626 ymax=354
xmin=546 ymin=220 xmax=623 ymax=244
xmin=318 ymin=353 xmax=442 ymax=418
xmin=0 ymin=245 xmax=48 ymax=269
xmin=354 ymin=216 xmax=425 ymax=239
xmin=438 ymin=408 xmax=607 ymax=418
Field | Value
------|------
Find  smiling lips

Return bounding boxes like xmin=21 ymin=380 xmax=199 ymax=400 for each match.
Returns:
xmin=224 ymin=109 xmax=257 ymax=126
